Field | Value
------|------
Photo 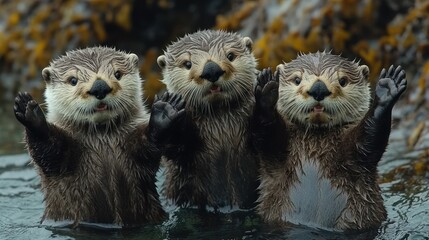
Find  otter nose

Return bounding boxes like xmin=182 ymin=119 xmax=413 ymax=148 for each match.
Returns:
xmin=200 ymin=61 xmax=225 ymax=83
xmin=88 ymin=79 xmax=112 ymax=100
xmin=307 ymin=80 xmax=331 ymax=101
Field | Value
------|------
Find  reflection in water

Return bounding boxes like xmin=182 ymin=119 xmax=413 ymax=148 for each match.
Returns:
xmin=0 ymin=151 xmax=428 ymax=239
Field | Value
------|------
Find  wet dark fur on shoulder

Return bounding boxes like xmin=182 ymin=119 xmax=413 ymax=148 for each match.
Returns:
xmin=157 ymin=30 xmax=260 ymax=210
xmin=14 ymin=47 xmax=167 ymax=227
xmin=253 ymin=52 xmax=407 ymax=231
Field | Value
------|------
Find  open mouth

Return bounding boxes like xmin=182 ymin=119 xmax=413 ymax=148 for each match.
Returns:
xmin=209 ymin=85 xmax=222 ymax=94
xmin=95 ymin=102 xmax=108 ymax=112
xmin=313 ymin=104 xmax=324 ymax=113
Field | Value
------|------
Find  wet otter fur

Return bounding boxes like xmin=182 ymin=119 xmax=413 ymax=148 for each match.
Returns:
xmin=156 ymin=30 xmax=260 ymax=210
xmin=13 ymin=47 xmax=184 ymax=227
xmin=252 ymin=52 xmax=407 ymax=231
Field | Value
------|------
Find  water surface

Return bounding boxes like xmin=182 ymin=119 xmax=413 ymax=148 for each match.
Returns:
xmin=0 ymin=148 xmax=428 ymax=239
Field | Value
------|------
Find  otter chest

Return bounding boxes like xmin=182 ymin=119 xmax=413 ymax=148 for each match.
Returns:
xmin=198 ymin=115 xmax=248 ymax=157
xmin=79 ymin=134 xmax=135 ymax=180
xmin=284 ymin=159 xmax=349 ymax=229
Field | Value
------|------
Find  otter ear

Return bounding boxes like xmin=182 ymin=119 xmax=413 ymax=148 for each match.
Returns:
xmin=157 ymin=55 xmax=167 ymax=69
xmin=275 ymin=64 xmax=285 ymax=81
xmin=128 ymin=53 xmax=139 ymax=69
xmin=276 ymin=63 xmax=285 ymax=73
xmin=42 ymin=67 xmax=53 ymax=83
xmin=359 ymin=65 xmax=369 ymax=81
xmin=242 ymin=37 xmax=253 ymax=52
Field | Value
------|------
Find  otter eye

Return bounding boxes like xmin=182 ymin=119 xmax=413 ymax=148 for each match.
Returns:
xmin=227 ymin=52 xmax=236 ymax=61
xmin=294 ymin=77 xmax=301 ymax=85
xmin=339 ymin=77 xmax=348 ymax=87
xmin=184 ymin=61 xmax=192 ymax=70
xmin=114 ymin=71 xmax=122 ymax=80
xmin=69 ymin=77 xmax=78 ymax=86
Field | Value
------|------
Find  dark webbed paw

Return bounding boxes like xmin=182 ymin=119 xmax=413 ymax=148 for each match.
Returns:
xmin=149 ymin=92 xmax=186 ymax=143
xmin=374 ymin=65 xmax=407 ymax=117
xmin=255 ymin=68 xmax=279 ymax=124
xmin=14 ymin=92 xmax=49 ymax=139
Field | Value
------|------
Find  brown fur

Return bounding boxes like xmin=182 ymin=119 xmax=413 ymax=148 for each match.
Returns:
xmin=157 ymin=30 xmax=260 ymax=209
xmin=258 ymin=126 xmax=386 ymax=230
xmin=256 ymin=52 xmax=387 ymax=231
xmin=27 ymin=47 xmax=166 ymax=226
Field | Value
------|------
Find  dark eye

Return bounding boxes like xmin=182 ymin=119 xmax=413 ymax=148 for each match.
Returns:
xmin=114 ymin=71 xmax=122 ymax=80
xmin=69 ymin=77 xmax=78 ymax=86
xmin=294 ymin=77 xmax=301 ymax=85
xmin=227 ymin=52 xmax=236 ymax=61
xmin=339 ymin=77 xmax=347 ymax=87
xmin=184 ymin=61 xmax=192 ymax=70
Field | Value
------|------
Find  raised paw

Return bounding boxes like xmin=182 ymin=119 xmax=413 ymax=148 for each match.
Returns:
xmin=256 ymin=68 xmax=273 ymax=89
xmin=255 ymin=68 xmax=279 ymax=123
xmin=13 ymin=92 xmax=49 ymax=138
xmin=149 ymin=92 xmax=186 ymax=142
xmin=375 ymin=65 xmax=407 ymax=110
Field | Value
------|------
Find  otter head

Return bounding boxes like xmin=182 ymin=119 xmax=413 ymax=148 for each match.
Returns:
xmin=42 ymin=47 xmax=142 ymax=127
xmin=276 ymin=51 xmax=370 ymax=128
xmin=157 ymin=30 xmax=257 ymax=114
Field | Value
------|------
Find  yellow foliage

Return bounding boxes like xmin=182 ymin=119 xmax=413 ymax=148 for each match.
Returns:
xmin=140 ymin=49 xmax=165 ymax=105
xmin=30 ymin=6 xmax=51 ymax=26
xmin=282 ymin=32 xmax=310 ymax=53
xmin=91 ymin=16 xmax=107 ymax=42
xmin=77 ymin=24 xmax=91 ymax=44
xmin=31 ymin=41 xmax=51 ymax=77
xmin=143 ymin=72 xmax=165 ymax=105
xmin=362 ymin=1 xmax=374 ymax=24
xmin=417 ymin=61 xmax=429 ymax=95
xmin=46 ymin=21 xmax=60 ymax=39
xmin=215 ymin=1 xmax=257 ymax=30
xmin=379 ymin=36 xmax=397 ymax=47
xmin=71 ymin=14 xmax=86 ymax=23
xmin=402 ymin=32 xmax=416 ymax=49
xmin=0 ymin=33 xmax=7 ymax=55
xmin=115 ymin=4 xmax=132 ymax=31
xmin=28 ymin=26 xmax=42 ymax=41
xmin=306 ymin=27 xmax=324 ymax=52
xmin=7 ymin=12 xmax=20 ymax=27
xmin=254 ymin=33 xmax=287 ymax=69
xmin=414 ymin=161 xmax=427 ymax=176
xmin=332 ymin=25 xmax=350 ymax=52
xmin=387 ymin=23 xmax=405 ymax=36
xmin=336 ymin=0 xmax=359 ymax=19
xmin=269 ymin=17 xmax=284 ymax=34
xmin=353 ymin=41 xmax=381 ymax=83
xmin=89 ymin=0 xmax=123 ymax=8
xmin=407 ymin=122 xmax=425 ymax=150
xmin=34 ymin=41 xmax=47 ymax=62
xmin=140 ymin=49 xmax=158 ymax=75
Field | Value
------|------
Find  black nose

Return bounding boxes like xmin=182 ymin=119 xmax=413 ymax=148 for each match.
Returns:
xmin=307 ymin=80 xmax=331 ymax=101
xmin=88 ymin=79 xmax=112 ymax=100
xmin=200 ymin=61 xmax=225 ymax=83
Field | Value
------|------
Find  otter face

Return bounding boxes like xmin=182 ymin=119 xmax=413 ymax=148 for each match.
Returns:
xmin=157 ymin=30 xmax=257 ymax=113
xmin=276 ymin=52 xmax=370 ymax=128
xmin=42 ymin=47 xmax=142 ymax=125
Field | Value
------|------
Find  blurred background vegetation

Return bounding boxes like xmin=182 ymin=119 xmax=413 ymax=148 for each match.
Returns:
xmin=0 ymin=0 xmax=428 ymax=180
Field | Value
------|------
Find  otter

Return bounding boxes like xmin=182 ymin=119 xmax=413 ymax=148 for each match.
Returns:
xmin=252 ymin=52 xmax=407 ymax=231
xmin=13 ymin=47 xmax=185 ymax=227
xmin=156 ymin=30 xmax=260 ymax=210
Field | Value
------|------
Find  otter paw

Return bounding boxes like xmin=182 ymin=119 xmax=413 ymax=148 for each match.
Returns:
xmin=149 ymin=92 xmax=186 ymax=142
xmin=375 ymin=65 xmax=407 ymax=112
xmin=256 ymin=67 xmax=274 ymax=89
xmin=255 ymin=68 xmax=279 ymax=123
xmin=14 ymin=92 xmax=49 ymax=138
